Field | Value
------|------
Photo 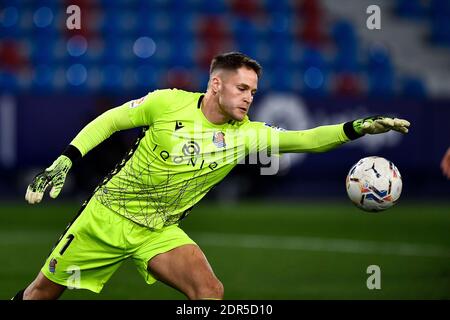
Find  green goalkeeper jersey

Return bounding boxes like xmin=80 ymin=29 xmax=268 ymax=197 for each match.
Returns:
xmin=69 ymin=89 xmax=350 ymax=229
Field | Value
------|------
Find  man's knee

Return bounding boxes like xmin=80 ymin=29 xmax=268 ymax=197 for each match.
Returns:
xmin=194 ymin=278 xmax=224 ymax=300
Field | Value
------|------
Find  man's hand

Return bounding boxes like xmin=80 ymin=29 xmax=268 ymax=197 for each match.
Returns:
xmin=25 ymin=155 xmax=72 ymax=204
xmin=441 ymin=147 xmax=450 ymax=179
xmin=353 ymin=116 xmax=410 ymax=135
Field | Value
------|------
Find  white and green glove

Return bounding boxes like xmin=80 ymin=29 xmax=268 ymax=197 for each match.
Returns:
xmin=353 ymin=116 xmax=410 ymax=135
xmin=25 ymin=155 xmax=72 ymax=204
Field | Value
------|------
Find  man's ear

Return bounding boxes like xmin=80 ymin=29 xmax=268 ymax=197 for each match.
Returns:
xmin=210 ymin=75 xmax=221 ymax=94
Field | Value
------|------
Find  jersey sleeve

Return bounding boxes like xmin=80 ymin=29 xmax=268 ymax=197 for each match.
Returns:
xmin=276 ymin=124 xmax=351 ymax=153
xmin=124 ymin=89 xmax=174 ymax=127
xmin=244 ymin=121 xmax=351 ymax=155
xmin=70 ymin=89 xmax=174 ymax=156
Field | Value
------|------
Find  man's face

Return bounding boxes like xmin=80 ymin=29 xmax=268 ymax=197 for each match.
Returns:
xmin=213 ymin=67 xmax=258 ymax=122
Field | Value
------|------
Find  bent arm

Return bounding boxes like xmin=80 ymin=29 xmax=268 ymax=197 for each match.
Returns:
xmin=63 ymin=89 xmax=172 ymax=160
xmin=70 ymin=104 xmax=139 ymax=157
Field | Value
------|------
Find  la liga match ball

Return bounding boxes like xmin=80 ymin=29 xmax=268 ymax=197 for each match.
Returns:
xmin=346 ymin=156 xmax=402 ymax=212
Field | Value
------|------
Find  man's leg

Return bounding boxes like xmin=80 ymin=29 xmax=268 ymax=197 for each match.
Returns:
xmin=20 ymin=198 xmax=128 ymax=299
xmin=148 ymin=244 xmax=224 ymax=300
xmin=19 ymin=272 xmax=66 ymax=300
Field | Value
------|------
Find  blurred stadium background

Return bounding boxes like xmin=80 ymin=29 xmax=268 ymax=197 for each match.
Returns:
xmin=0 ymin=0 xmax=449 ymax=299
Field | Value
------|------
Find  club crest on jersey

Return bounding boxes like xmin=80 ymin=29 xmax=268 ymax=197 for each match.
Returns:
xmin=212 ymin=131 xmax=226 ymax=148
xmin=49 ymin=258 xmax=57 ymax=273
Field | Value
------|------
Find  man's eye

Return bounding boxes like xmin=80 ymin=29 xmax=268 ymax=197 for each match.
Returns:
xmin=238 ymin=87 xmax=245 ymax=91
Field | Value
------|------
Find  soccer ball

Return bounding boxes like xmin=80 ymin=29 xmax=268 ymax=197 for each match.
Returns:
xmin=346 ymin=156 xmax=402 ymax=212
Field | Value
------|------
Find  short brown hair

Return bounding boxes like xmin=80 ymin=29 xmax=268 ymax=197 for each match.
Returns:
xmin=210 ymin=52 xmax=262 ymax=77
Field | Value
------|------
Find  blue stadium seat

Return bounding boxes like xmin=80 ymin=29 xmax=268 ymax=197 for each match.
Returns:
xmin=200 ymin=0 xmax=228 ymax=14
xmin=135 ymin=10 xmax=153 ymax=35
xmin=97 ymin=0 xmax=119 ymax=11
xmin=29 ymin=36 xmax=56 ymax=65
xmin=31 ymin=64 xmax=55 ymax=92
xmin=331 ymin=20 xmax=358 ymax=51
xmin=298 ymin=48 xmax=329 ymax=96
xmin=101 ymin=36 xmax=124 ymax=64
xmin=92 ymin=63 xmax=124 ymax=93
xmin=0 ymin=0 xmax=432 ymax=97
xmin=300 ymin=47 xmax=327 ymax=70
xmin=134 ymin=63 xmax=162 ymax=89
xmin=232 ymin=18 xmax=259 ymax=46
xmin=168 ymin=13 xmax=195 ymax=43
xmin=331 ymin=20 xmax=359 ymax=73
xmin=98 ymin=9 xmax=122 ymax=36
xmin=366 ymin=44 xmax=395 ymax=96
xmin=2 ymin=0 xmax=21 ymax=7
xmin=269 ymin=66 xmax=293 ymax=92
xmin=263 ymin=0 xmax=290 ymax=14
xmin=333 ymin=47 xmax=358 ymax=73
xmin=119 ymin=10 xmax=139 ymax=36
xmin=267 ymin=12 xmax=294 ymax=37
xmin=166 ymin=0 xmax=191 ymax=14
xmin=265 ymin=36 xmax=292 ymax=69
xmin=236 ymin=42 xmax=258 ymax=62
xmin=169 ymin=38 xmax=195 ymax=67
xmin=0 ymin=5 xmax=20 ymax=38
xmin=135 ymin=0 xmax=152 ymax=11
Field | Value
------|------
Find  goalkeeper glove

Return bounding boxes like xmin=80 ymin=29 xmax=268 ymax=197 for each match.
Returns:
xmin=25 ymin=155 xmax=72 ymax=204
xmin=353 ymin=116 xmax=410 ymax=135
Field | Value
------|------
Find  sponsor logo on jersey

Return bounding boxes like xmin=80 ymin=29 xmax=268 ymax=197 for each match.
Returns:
xmin=175 ymin=121 xmax=184 ymax=131
xmin=182 ymin=141 xmax=200 ymax=156
xmin=152 ymin=142 xmax=218 ymax=170
xmin=49 ymin=258 xmax=58 ymax=273
xmin=130 ymin=96 xmax=146 ymax=108
xmin=212 ymin=131 xmax=226 ymax=148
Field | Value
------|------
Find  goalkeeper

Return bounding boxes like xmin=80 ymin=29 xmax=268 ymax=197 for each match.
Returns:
xmin=13 ymin=52 xmax=410 ymax=300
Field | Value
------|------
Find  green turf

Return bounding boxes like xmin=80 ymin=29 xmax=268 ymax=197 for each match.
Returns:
xmin=0 ymin=200 xmax=449 ymax=299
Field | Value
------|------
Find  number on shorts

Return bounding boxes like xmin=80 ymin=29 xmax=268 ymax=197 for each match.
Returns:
xmin=59 ymin=234 xmax=75 ymax=255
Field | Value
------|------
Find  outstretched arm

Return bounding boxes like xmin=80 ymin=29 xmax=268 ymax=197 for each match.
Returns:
xmin=274 ymin=115 xmax=410 ymax=153
xmin=276 ymin=123 xmax=349 ymax=153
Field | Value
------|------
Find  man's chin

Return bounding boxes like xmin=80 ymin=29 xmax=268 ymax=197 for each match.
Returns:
xmin=232 ymin=112 xmax=246 ymax=122
xmin=232 ymin=115 xmax=245 ymax=122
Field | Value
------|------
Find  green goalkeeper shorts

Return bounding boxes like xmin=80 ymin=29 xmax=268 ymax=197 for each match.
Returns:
xmin=40 ymin=197 xmax=196 ymax=293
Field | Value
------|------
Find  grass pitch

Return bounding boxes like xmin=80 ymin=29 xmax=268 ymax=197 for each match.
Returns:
xmin=0 ymin=200 xmax=449 ymax=300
